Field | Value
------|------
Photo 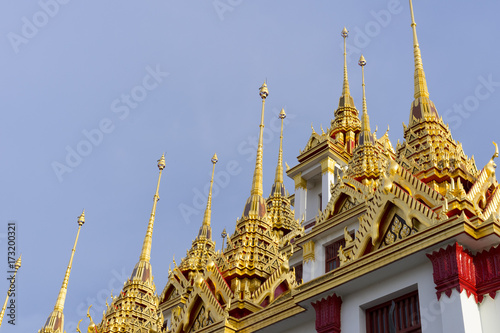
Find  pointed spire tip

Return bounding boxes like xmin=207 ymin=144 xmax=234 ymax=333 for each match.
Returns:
xmin=15 ymin=255 xmax=21 ymax=270
xmin=77 ymin=210 xmax=85 ymax=226
xmin=341 ymin=27 xmax=348 ymax=38
xmin=359 ymin=54 xmax=366 ymax=66
xmin=259 ymin=81 xmax=269 ymax=99
xmin=279 ymin=108 xmax=286 ymax=119
xmin=158 ymin=153 xmax=166 ymax=170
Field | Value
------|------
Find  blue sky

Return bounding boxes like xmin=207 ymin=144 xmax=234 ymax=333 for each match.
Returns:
xmin=0 ymin=0 xmax=499 ymax=331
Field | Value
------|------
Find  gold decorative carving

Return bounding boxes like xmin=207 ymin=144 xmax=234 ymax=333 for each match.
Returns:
xmin=303 ymin=240 xmax=315 ymax=263
xmin=294 ymin=173 xmax=307 ymax=190
xmin=320 ymin=158 xmax=336 ymax=175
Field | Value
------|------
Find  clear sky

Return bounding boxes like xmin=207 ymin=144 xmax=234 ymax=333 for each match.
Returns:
xmin=1 ymin=0 xmax=499 ymax=331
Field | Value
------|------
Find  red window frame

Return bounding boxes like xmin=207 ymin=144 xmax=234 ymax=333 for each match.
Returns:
xmin=366 ymin=290 xmax=421 ymax=333
xmin=325 ymin=238 xmax=345 ymax=273
xmin=293 ymin=263 xmax=303 ymax=283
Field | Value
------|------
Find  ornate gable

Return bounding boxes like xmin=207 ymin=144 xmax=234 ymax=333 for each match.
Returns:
xmin=315 ymin=176 xmax=367 ymax=226
xmin=345 ymin=158 xmax=443 ymax=262
xmin=300 ymin=131 xmax=329 ymax=155
xmin=380 ymin=213 xmax=418 ymax=248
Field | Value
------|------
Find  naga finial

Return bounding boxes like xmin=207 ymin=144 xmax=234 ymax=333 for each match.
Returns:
xmin=492 ymin=141 xmax=498 ymax=160
xmin=87 ymin=305 xmax=96 ymax=329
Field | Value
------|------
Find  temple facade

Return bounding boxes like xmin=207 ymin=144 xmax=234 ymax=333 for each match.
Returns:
xmin=33 ymin=1 xmax=500 ymax=333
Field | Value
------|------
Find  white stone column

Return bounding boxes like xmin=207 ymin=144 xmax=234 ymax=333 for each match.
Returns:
xmin=427 ymin=243 xmax=483 ymax=333
xmin=438 ymin=289 xmax=482 ymax=333
xmin=302 ymin=240 xmax=315 ymax=283
xmin=320 ymin=157 xmax=335 ymax=209
xmin=479 ymin=291 xmax=500 ymax=333
xmin=293 ymin=173 xmax=307 ymax=222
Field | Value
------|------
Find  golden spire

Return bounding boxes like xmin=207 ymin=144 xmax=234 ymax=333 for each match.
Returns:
xmin=96 ymin=156 xmax=166 ymax=333
xmin=198 ymin=153 xmax=218 ymax=238
xmin=275 ymin=109 xmax=286 ymax=184
xmin=358 ymin=55 xmax=373 ymax=145
xmin=339 ymin=27 xmax=355 ymax=108
xmin=39 ymin=210 xmax=85 ymax=333
xmin=0 ymin=255 xmax=21 ymax=327
xmin=409 ymin=0 xmax=429 ymax=99
xmin=178 ymin=154 xmax=218 ymax=272
xmin=242 ymin=82 xmax=269 ymax=218
xmin=341 ymin=27 xmax=350 ymax=96
xmin=251 ymin=82 xmax=268 ymax=197
xmin=54 ymin=210 xmax=85 ymax=312
xmin=139 ymin=153 xmax=165 ymax=262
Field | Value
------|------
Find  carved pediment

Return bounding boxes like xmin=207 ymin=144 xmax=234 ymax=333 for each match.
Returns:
xmin=188 ymin=305 xmax=215 ymax=333
xmin=380 ymin=214 xmax=418 ymax=248
xmin=301 ymin=132 xmax=328 ymax=154
xmin=346 ymin=162 xmax=442 ymax=262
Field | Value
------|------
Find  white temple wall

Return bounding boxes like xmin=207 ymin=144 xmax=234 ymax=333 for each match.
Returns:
xmin=294 ymin=186 xmax=307 ymax=223
xmin=340 ymin=261 xmax=440 ymax=333
xmin=306 ymin=181 xmax=322 ymax=222
xmin=479 ymin=291 xmax=500 ymax=333
xmin=280 ymin=319 xmax=316 ymax=333
xmin=302 ymin=220 xmax=358 ymax=282
xmin=438 ymin=289 xmax=481 ymax=333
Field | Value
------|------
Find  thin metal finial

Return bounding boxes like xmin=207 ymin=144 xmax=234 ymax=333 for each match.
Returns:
xmin=358 ymin=55 xmax=372 ymax=145
xmin=259 ymin=81 xmax=269 ymax=100
xmin=341 ymin=27 xmax=350 ymax=97
xmin=409 ymin=0 xmax=429 ymax=99
xmin=38 ymin=211 xmax=85 ymax=332
xmin=53 ymin=212 xmax=85 ymax=312
xmin=242 ymin=82 xmax=270 ymax=219
xmin=158 ymin=153 xmax=166 ymax=170
xmin=273 ymin=109 xmax=287 ymax=189
xmin=201 ymin=154 xmax=218 ymax=230
xmin=78 ymin=209 xmax=85 ymax=226
xmin=250 ymin=82 xmax=268 ymax=197
xmin=139 ymin=154 xmax=165 ymax=262
xmin=337 ymin=27 xmax=355 ymax=109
